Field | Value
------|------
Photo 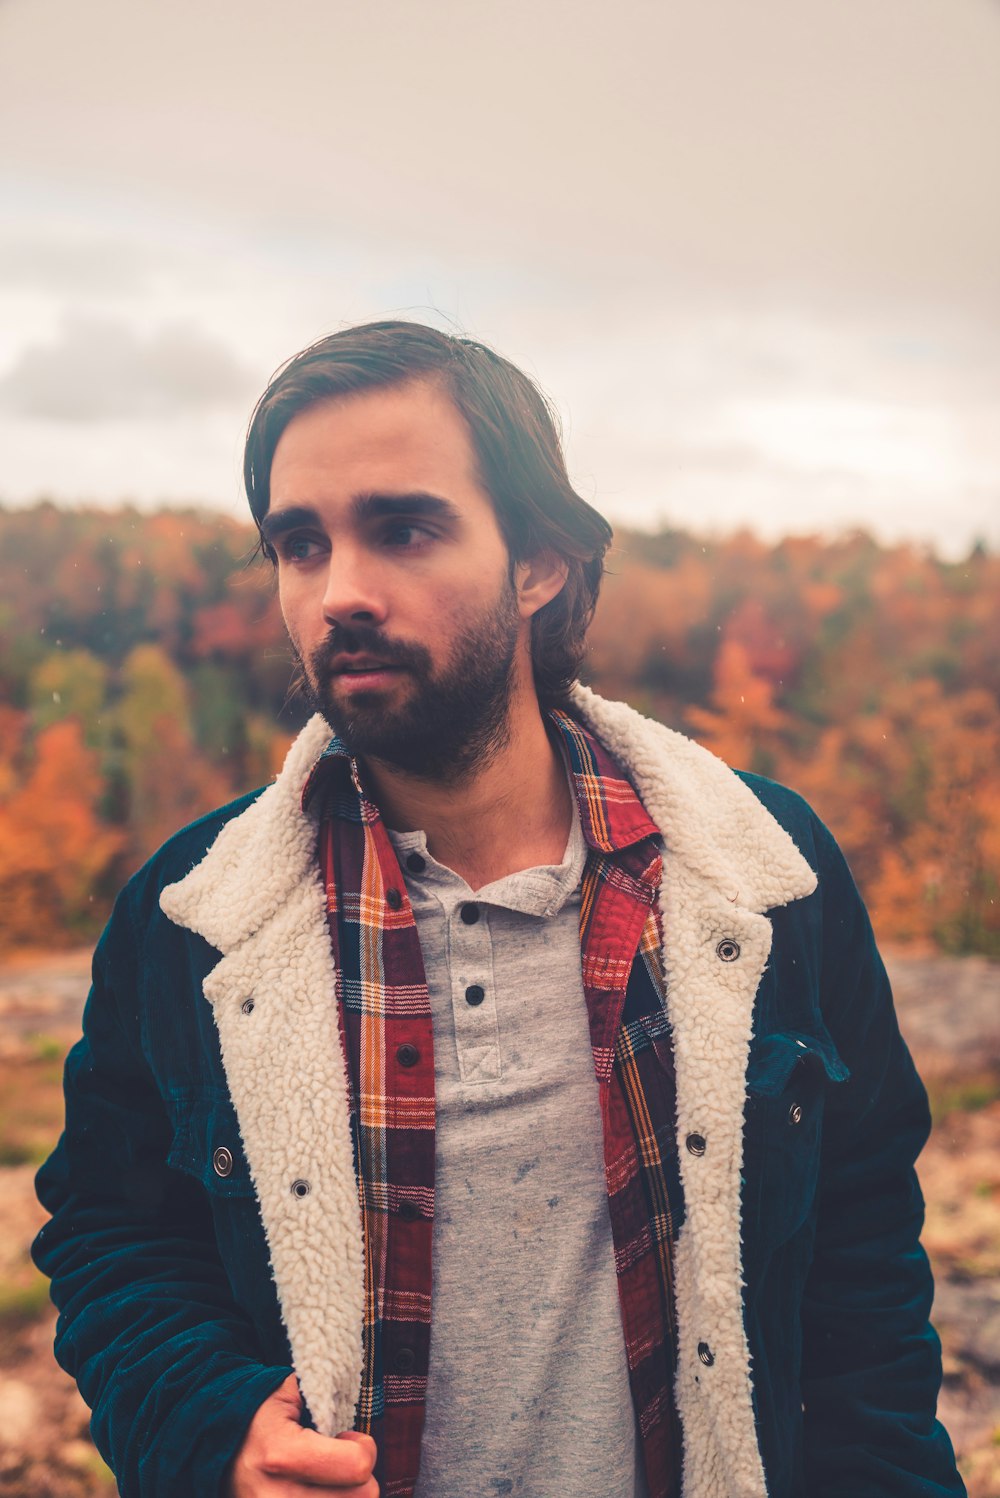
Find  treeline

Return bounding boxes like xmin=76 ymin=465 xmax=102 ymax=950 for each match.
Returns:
xmin=0 ymin=502 xmax=997 ymax=955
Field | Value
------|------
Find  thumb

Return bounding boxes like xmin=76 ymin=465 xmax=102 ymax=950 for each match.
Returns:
xmin=270 ymin=1374 xmax=306 ymax=1422
xmin=336 ymin=1430 xmax=378 ymax=1469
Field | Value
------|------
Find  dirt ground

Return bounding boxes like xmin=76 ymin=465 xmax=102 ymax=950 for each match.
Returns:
xmin=1 ymin=948 xmax=998 ymax=1496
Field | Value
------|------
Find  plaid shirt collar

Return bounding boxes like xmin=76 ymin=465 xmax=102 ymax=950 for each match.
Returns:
xmin=303 ymin=706 xmax=661 ymax=854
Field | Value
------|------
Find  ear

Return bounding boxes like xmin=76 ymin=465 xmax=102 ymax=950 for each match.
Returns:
xmin=513 ymin=552 xmax=569 ymax=620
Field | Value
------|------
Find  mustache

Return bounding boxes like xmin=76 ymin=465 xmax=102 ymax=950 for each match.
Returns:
xmin=307 ymin=624 xmax=431 ymax=676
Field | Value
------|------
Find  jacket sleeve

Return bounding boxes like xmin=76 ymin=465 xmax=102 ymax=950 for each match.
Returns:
xmin=800 ymin=818 xmax=965 ymax=1496
xmin=31 ymin=883 xmax=293 ymax=1498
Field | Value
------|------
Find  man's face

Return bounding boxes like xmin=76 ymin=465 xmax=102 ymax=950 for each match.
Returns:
xmin=265 ymin=379 xmax=533 ymax=780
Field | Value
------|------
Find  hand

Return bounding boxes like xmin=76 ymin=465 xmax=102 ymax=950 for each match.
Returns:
xmin=227 ymin=1375 xmax=378 ymax=1495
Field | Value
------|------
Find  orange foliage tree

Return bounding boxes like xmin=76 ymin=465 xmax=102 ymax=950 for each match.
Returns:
xmin=861 ymin=683 xmax=1000 ymax=953
xmin=114 ymin=644 xmax=232 ymax=866
xmin=686 ymin=639 xmax=792 ymax=778
xmin=0 ymin=718 xmax=123 ymax=949
xmin=0 ymin=503 xmax=997 ymax=955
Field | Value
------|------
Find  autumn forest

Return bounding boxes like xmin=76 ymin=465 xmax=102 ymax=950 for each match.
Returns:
xmin=1 ymin=502 xmax=997 ymax=956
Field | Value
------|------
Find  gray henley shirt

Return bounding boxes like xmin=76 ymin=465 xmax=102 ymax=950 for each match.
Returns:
xmin=388 ymin=802 xmax=647 ymax=1498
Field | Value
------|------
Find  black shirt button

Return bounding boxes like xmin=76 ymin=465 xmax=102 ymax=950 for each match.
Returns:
xmin=460 ymin=902 xmax=480 ymax=925
xmin=399 ymin=1200 xmax=420 ymax=1221
xmin=386 ymin=887 xmax=403 ymax=910
xmin=395 ymin=1346 xmax=416 ymax=1375
xmin=406 ymin=853 xmax=426 ymax=874
xmin=465 ymin=984 xmax=485 ymax=1006
xmin=397 ymin=1043 xmax=419 ymax=1068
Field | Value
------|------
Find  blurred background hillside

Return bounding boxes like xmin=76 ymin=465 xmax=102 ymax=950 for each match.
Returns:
xmin=1 ymin=501 xmax=997 ymax=957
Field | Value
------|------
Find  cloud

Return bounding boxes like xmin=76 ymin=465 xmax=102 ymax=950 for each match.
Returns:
xmin=4 ymin=0 xmax=1000 ymax=315
xmin=0 ymin=316 xmax=257 ymax=420
xmin=0 ymin=236 xmax=154 ymax=296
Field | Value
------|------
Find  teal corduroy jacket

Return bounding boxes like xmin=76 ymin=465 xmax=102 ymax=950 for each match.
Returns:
xmin=33 ymin=688 xmax=965 ymax=1497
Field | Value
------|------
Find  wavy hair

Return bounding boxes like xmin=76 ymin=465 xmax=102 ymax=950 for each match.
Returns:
xmin=244 ymin=320 xmax=613 ymax=706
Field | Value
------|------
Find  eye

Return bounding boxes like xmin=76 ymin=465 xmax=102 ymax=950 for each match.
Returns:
xmin=280 ymin=533 xmax=325 ymax=563
xmin=383 ymin=521 xmax=432 ymax=548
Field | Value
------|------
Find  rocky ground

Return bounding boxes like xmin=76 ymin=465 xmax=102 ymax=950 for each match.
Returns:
xmin=1 ymin=947 xmax=998 ymax=1496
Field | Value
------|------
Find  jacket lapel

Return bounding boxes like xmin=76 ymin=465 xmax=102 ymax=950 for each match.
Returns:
xmin=570 ymin=686 xmax=816 ymax=1498
xmin=160 ymin=716 xmax=364 ymax=1438
xmin=161 ymin=691 xmax=817 ymax=1494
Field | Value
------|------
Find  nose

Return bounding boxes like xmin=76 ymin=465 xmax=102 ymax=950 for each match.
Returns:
xmin=320 ymin=547 xmax=388 ymax=629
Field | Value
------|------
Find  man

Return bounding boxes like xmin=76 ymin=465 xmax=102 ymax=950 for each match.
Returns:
xmin=33 ymin=321 xmax=964 ymax=1498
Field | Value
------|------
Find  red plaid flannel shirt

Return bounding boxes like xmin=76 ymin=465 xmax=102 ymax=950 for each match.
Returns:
xmin=307 ymin=709 xmax=683 ymax=1497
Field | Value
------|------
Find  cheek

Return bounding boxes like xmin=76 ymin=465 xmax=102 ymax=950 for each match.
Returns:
xmin=428 ymin=587 xmax=487 ymax=646
xmin=276 ymin=581 xmax=295 ymax=641
xmin=276 ymin=575 xmax=316 ymax=659
xmin=401 ymin=569 xmax=455 ymax=618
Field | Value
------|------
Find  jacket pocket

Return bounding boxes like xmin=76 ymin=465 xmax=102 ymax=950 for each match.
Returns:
xmin=167 ymin=1089 xmax=256 ymax=1200
xmin=746 ymin=1027 xmax=849 ymax=1096
xmin=743 ymin=1028 xmax=849 ymax=1257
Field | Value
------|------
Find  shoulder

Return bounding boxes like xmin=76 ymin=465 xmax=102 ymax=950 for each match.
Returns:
xmin=733 ymin=771 xmax=828 ymax=859
xmin=736 ymin=768 xmax=855 ymax=881
xmin=120 ymin=787 xmax=269 ymax=924
xmin=124 ymin=717 xmax=333 ymax=914
xmin=82 ymin=788 xmax=272 ymax=1020
xmin=734 ymin=769 xmax=871 ymax=954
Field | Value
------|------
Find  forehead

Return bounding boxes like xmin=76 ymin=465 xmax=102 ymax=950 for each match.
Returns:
xmin=269 ymin=378 xmax=484 ymax=505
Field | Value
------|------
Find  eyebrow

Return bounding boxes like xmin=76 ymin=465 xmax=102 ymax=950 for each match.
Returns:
xmin=260 ymin=491 xmax=462 ymax=546
xmin=355 ymin=491 xmax=462 ymax=525
xmin=259 ymin=505 xmax=320 ymax=546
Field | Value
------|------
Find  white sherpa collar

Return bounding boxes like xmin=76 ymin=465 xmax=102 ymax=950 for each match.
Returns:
xmin=568 ymin=684 xmax=816 ymax=909
xmin=163 ymin=689 xmax=815 ymax=949
xmin=161 ymin=713 xmax=333 ymax=952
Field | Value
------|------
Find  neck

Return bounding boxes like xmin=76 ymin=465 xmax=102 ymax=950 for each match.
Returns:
xmin=362 ymin=686 xmax=574 ymax=890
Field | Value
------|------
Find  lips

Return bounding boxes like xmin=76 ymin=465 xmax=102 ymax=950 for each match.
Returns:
xmin=329 ymin=656 xmax=399 ymax=675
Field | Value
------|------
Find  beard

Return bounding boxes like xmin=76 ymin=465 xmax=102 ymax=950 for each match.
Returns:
xmin=295 ymin=578 xmax=523 ymax=783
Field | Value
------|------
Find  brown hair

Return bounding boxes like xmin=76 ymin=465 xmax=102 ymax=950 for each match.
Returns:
xmin=243 ymin=320 xmax=612 ymax=706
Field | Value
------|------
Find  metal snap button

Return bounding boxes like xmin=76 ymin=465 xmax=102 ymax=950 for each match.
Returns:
xmin=697 ymin=1342 xmax=715 ymax=1366
xmin=240 ymin=998 xmax=255 ymax=1015
xmin=685 ymin=1133 xmax=707 ymax=1156
xmin=212 ymin=1147 xmax=233 ymax=1178
xmin=291 ymin=1178 xmax=311 ymax=1198
xmin=716 ymin=939 xmax=741 ymax=962
xmin=788 ymin=1103 xmax=803 ymax=1126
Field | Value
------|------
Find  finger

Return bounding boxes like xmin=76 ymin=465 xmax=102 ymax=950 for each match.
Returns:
xmin=268 ymin=1375 xmax=305 ymax=1417
xmin=258 ymin=1480 xmax=377 ymax=1497
xmin=335 ymin=1432 xmax=377 ymax=1463
xmin=261 ymin=1427 xmax=376 ymax=1486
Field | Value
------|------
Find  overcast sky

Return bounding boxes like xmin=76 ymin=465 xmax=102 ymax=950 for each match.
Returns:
xmin=1 ymin=0 xmax=998 ymax=555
